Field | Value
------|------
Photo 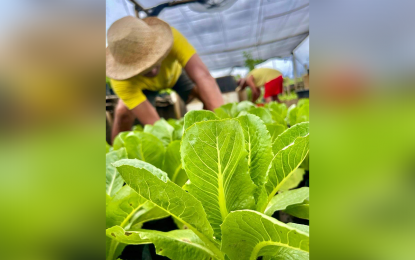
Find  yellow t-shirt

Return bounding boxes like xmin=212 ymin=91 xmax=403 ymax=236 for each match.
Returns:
xmin=248 ymin=68 xmax=282 ymax=87
xmin=110 ymin=27 xmax=197 ymax=109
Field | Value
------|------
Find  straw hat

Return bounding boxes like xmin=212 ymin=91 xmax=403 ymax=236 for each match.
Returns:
xmin=106 ymin=16 xmax=173 ymax=80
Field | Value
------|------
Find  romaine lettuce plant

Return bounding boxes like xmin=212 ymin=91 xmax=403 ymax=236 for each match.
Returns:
xmin=106 ymin=101 xmax=309 ymax=260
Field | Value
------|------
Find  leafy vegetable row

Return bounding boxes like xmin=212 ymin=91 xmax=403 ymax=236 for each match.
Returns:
xmin=106 ymin=100 xmax=310 ymax=260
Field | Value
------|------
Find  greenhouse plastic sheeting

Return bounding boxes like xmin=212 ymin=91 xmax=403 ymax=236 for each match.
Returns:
xmin=106 ymin=0 xmax=309 ymax=70
xmin=293 ymin=36 xmax=309 ymax=70
xmin=210 ymin=56 xmax=306 ymax=79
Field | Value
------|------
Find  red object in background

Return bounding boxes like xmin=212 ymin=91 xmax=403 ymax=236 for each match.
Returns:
xmin=317 ymin=65 xmax=370 ymax=105
xmin=256 ymin=103 xmax=264 ymax=107
xmin=264 ymin=75 xmax=283 ymax=98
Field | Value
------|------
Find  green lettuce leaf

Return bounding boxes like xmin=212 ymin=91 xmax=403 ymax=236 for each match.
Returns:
xmin=237 ymin=114 xmax=273 ymax=201
xmin=144 ymin=119 xmax=174 ymax=147
xmin=296 ymin=102 xmax=309 ymax=124
xmin=264 ymin=187 xmax=309 ymax=217
xmin=214 ymin=103 xmax=235 ymax=119
xmin=173 ymin=127 xmax=184 ymax=141
xmin=268 ymin=109 xmax=286 ymax=125
xmin=286 ymin=105 xmax=298 ymax=126
xmin=300 ymin=154 xmax=309 ymax=171
xmin=106 ymin=193 xmax=112 ymax=207
xmin=247 ymin=107 xmax=273 ymax=124
xmin=264 ymin=135 xmax=309 ymax=207
xmin=168 ymin=119 xmax=184 ymax=141
xmin=106 ymin=236 xmax=126 ymax=260
xmin=260 ymin=123 xmax=309 ymax=212
xmin=263 ymin=223 xmax=309 ymax=260
xmin=113 ymin=159 xmax=223 ymax=259
xmin=132 ymin=124 xmax=143 ymax=132
xmin=181 ymin=119 xmax=256 ymax=240
xmin=172 ymin=217 xmax=187 ymax=230
xmin=113 ymin=131 xmax=129 ymax=150
xmin=266 ymin=124 xmax=287 ymax=148
xmin=106 ymin=141 xmax=111 ymax=153
xmin=284 ymin=199 xmax=309 ymax=220
xmin=221 ymin=210 xmax=309 ymax=260
xmin=107 ymin=226 xmax=217 ymax=260
xmin=233 ymin=101 xmax=255 ymax=116
xmin=287 ymin=223 xmax=309 ymax=234
xmin=278 ymin=168 xmax=306 ymax=191
xmin=106 ymin=185 xmax=147 ymax=229
xmin=296 ymin=99 xmax=309 ymax=108
xmin=128 ymin=201 xmax=170 ymax=230
xmin=106 ymin=226 xmax=150 ymax=245
xmin=262 ymin=248 xmax=309 ymax=260
xmin=184 ymin=110 xmax=219 ymax=130
xmin=167 ymin=118 xmax=178 ymax=127
xmin=255 ymin=186 xmax=269 ymax=212
xmin=271 ymin=122 xmax=309 ymax=155
xmin=162 ymin=140 xmax=188 ymax=187
xmin=106 ymin=148 xmax=127 ymax=197
xmin=267 ymin=102 xmax=288 ymax=118
xmin=123 ymin=132 xmax=165 ymax=169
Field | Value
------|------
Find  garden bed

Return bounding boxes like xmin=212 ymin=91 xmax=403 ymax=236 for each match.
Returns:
xmin=106 ymin=99 xmax=310 ymax=260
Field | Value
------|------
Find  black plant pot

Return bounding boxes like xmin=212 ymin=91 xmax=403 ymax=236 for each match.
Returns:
xmin=296 ymin=89 xmax=309 ymax=99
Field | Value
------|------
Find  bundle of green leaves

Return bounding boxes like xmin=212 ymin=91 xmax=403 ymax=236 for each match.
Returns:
xmin=106 ymin=100 xmax=309 ymax=260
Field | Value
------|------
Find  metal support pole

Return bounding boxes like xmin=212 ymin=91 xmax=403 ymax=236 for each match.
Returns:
xmin=292 ymin=53 xmax=298 ymax=92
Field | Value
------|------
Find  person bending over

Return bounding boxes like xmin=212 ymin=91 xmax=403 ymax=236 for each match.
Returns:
xmin=106 ymin=16 xmax=224 ymax=142
xmin=237 ymin=68 xmax=283 ymax=103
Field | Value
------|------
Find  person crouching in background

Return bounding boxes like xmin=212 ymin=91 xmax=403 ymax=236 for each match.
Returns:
xmin=237 ymin=68 xmax=283 ymax=103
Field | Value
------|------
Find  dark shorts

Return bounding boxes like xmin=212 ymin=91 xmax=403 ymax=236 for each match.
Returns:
xmin=143 ymin=71 xmax=194 ymax=106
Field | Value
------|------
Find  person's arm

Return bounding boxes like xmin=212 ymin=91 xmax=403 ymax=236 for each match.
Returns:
xmin=184 ymin=54 xmax=224 ymax=110
xmin=246 ymin=75 xmax=261 ymax=102
xmin=131 ymin=99 xmax=160 ymax=125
